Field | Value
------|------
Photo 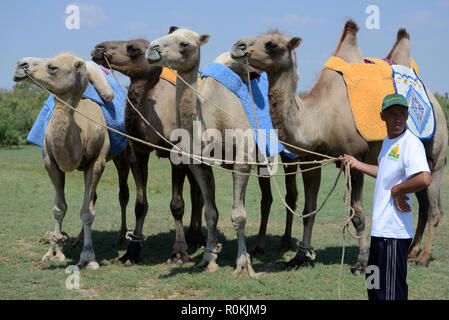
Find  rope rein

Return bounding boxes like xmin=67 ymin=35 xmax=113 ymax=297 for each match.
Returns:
xmin=26 ymin=56 xmax=361 ymax=297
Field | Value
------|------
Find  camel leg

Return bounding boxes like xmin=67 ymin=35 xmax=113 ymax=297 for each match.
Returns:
xmin=414 ymin=169 xmax=443 ymax=266
xmin=185 ymin=168 xmax=206 ymax=248
xmin=231 ymin=164 xmax=258 ymax=277
xmin=190 ymin=164 xmax=221 ymax=272
xmin=408 ymin=189 xmax=429 ymax=261
xmin=72 ymin=192 xmax=97 ymax=248
xmin=348 ymin=170 xmax=369 ymax=275
xmin=42 ymin=158 xmax=68 ymax=262
xmin=286 ymin=162 xmax=320 ymax=269
xmin=112 ymin=151 xmax=130 ymax=246
xmin=280 ymin=153 xmax=298 ymax=251
xmin=118 ymin=146 xmax=149 ymax=265
xmin=168 ymin=163 xmax=189 ymax=264
xmin=250 ymin=169 xmax=272 ymax=256
xmin=76 ymin=157 xmax=105 ymax=270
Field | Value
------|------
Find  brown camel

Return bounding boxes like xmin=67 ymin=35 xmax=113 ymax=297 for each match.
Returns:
xmin=92 ymin=38 xmax=206 ymax=264
xmin=92 ymin=36 xmax=299 ymax=265
xmin=13 ymin=53 xmax=131 ymax=269
xmin=145 ymin=27 xmax=300 ymax=276
xmin=230 ymin=20 xmax=447 ymax=271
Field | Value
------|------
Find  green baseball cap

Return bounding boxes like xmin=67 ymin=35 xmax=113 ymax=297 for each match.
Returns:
xmin=382 ymin=93 xmax=409 ymax=112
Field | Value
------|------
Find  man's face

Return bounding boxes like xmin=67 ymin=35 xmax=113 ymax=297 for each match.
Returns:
xmin=380 ymin=105 xmax=409 ymax=139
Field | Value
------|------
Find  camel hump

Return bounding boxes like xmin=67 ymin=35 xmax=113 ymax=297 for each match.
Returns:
xmin=386 ymin=28 xmax=411 ymax=67
xmin=333 ymin=19 xmax=364 ymax=64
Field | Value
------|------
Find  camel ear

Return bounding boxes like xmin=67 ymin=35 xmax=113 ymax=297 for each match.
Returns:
xmin=169 ymin=26 xmax=179 ymax=34
xmin=74 ymin=60 xmax=85 ymax=72
xmin=199 ymin=34 xmax=210 ymax=46
xmin=85 ymin=61 xmax=114 ymax=104
xmin=288 ymin=37 xmax=302 ymax=50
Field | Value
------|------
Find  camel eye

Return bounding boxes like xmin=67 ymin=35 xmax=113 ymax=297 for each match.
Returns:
xmin=47 ymin=65 xmax=58 ymax=73
xmin=265 ymin=41 xmax=278 ymax=50
xmin=180 ymin=42 xmax=190 ymax=48
xmin=127 ymin=45 xmax=142 ymax=57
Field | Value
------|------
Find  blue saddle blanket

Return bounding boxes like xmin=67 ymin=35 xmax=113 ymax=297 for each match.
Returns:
xmin=27 ymin=73 xmax=127 ymax=157
xmin=201 ymin=62 xmax=297 ymax=159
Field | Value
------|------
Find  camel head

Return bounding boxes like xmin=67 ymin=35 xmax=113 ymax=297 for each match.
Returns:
xmin=386 ymin=28 xmax=411 ymax=67
xmin=230 ymin=30 xmax=301 ymax=74
xmin=145 ymin=27 xmax=210 ymax=73
xmin=91 ymin=39 xmax=154 ymax=77
xmin=13 ymin=53 xmax=114 ymax=104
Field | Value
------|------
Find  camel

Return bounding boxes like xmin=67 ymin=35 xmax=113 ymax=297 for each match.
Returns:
xmin=13 ymin=53 xmax=131 ymax=269
xmin=91 ymin=38 xmax=206 ymax=265
xmin=91 ymin=36 xmax=299 ymax=265
xmin=230 ymin=20 xmax=448 ymax=271
xmin=145 ymin=27 xmax=301 ymax=276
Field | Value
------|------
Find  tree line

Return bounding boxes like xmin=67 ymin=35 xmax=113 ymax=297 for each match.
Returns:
xmin=0 ymin=83 xmax=448 ymax=147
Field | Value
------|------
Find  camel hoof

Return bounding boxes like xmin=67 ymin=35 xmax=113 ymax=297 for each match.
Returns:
xmin=348 ymin=261 xmax=365 ymax=276
xmin=77 ymin=260 xmax=99 ymax=270
xmin=348 ymin=268 xmax=362 ymax=276
xmin=205 ymin=260 xmax=219 ymax=272
xmin=233 ymin=254 xmax=260 ymax=278
xmin=408 ymin=259 xmax=418 ymax=267
xmin=118 ymin=241 xmax=142 ymax=266
xmin=167 ymin=252 xmax=190 ymax=265
xmin=412 ymin=255 xmax=432 ymax=267
xmin=284 ymin=246 xmax=315 ymax=270
xmin=42 ymin=250 xmax=66 ymax=262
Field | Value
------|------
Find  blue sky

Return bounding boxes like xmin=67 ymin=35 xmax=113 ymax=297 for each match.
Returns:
xmin=1 ymin=0 xmax=448 ymax=92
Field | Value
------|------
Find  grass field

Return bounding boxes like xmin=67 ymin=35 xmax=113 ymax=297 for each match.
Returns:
xmin=0 ymin=145 xmax=448 ymax=300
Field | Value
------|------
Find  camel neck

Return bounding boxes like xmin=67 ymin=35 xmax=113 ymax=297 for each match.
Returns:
xmin=127 ymin=67 xmax=162 ymax=108
xmin=175 ymin=66 xmax=200 ymax=132
xmin=49 ymin=96 xmax=82 ymax=162
xmin=266 ymin=67 xmax=324 ymax=153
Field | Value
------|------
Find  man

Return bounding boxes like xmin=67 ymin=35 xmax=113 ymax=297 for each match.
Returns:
xmin=341 ymin=93 xmax=431 ymax=300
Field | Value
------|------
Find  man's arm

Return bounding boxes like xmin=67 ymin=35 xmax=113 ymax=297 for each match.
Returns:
xmin=391 ymin=171 xmax=432 ymax=212
xmin=340 ymin=154 xmax=378 ymax=178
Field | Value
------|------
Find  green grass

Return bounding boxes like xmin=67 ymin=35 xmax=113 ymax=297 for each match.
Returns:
xmin=0 ymin=145 xmax=448 ymax=300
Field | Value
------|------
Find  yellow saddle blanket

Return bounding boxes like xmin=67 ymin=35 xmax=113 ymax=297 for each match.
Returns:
xmin=160 ymin=67 xmax=202 ymax=86
xmin=323 ymin=56 xmax=419 ymax=141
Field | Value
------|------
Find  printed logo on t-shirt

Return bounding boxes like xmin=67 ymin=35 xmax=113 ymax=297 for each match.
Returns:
xmin=387 ymin=145 xmax=400 ymax=161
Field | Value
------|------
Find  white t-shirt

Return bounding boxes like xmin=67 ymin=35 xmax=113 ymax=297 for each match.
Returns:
xmin=371 ymin=129 xmax=430 ymax=239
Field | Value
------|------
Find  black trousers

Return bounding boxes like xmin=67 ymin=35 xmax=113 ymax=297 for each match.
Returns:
xmin=366 ymin=236 xmax=412 ymax=300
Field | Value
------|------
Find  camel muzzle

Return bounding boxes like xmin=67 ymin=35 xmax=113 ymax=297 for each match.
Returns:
xmin=145 ymin=46 xmax=162 ymax=64
xmin=91 ymin=47 xmax=105 ymax=61
xmin=230 ymin=43 xmax=248 ymax=60
xmin=13 ymin=61 xmax=29 ymax=81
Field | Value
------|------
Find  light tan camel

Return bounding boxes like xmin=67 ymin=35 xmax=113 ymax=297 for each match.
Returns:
xmin=230 ymin=20 xmax=447 ymax=271
xmin=146 ymin=27 xmax=297 ymax=276
xmin=13 ymin=53 xmax=130 ymax=269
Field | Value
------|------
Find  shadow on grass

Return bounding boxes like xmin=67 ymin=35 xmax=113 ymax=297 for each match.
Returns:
xmin=38 ymin=227 xmax=361 ymax=277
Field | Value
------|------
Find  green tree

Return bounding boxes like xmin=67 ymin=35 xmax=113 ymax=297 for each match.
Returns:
xmin=0 ymin=82 xmax=49 ymax=147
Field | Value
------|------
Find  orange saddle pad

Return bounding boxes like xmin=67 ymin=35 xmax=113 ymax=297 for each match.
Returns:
xmin=323 ymin=56 xmax=419 ymax=141
xmin=160 ymin=67 xmax=202 ymax=86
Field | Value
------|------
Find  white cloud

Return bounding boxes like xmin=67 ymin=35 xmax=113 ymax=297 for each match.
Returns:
xmin=75 ymin=2 xmax=108 ymax=27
